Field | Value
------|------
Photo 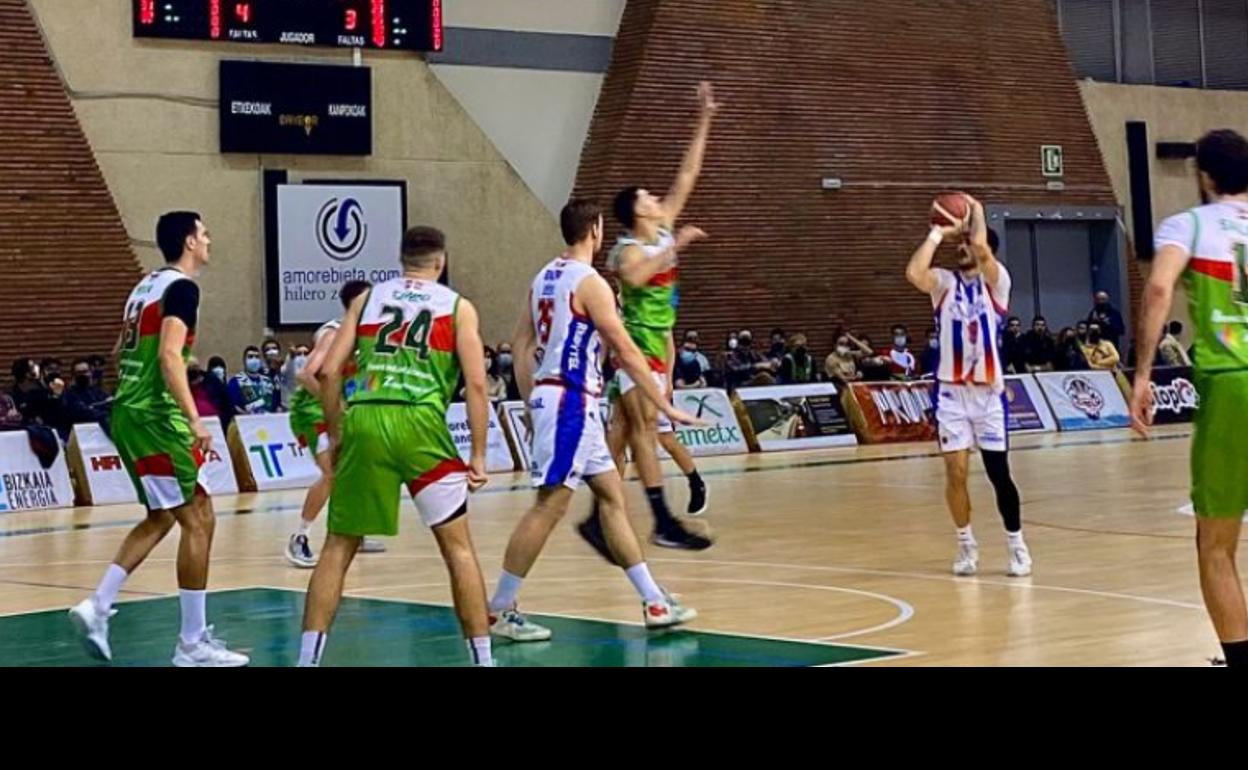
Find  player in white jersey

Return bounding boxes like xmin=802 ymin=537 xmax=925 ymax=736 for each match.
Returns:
xmin=284 ymin=280 xmax=387 ymax=567
xmin=906 ymin=195 xmax=1032 ymax=578
xmin=487 ymin=200 xmax=703 ymax=642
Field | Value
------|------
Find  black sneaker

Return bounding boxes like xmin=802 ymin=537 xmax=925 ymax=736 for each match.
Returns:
xmin=651 ymin=520 xmax=713 ymax=551
xmin=576 ymin=503 xmax=618 ymax=565
xmin=687 ymin=478 xmax=708 ymax=516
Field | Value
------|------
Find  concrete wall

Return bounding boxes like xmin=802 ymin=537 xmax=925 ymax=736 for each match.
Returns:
xmin=1080 ymin=81 xmax=1248 ymax=339
xmin=429 ymin=0 xmax=624 ymax=215
xmin=29 ymin=0 xmax=564 ymax=367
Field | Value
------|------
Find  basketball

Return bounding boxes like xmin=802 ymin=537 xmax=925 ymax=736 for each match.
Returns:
xmin=930 ymin=192 xmax=971 ymax=229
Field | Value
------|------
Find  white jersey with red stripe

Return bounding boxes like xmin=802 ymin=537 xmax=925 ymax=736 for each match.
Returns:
xmin=930 ymin=265 xmax=1012 ymax=393
xmin=531 ymin=257 xmax=606 ymax=396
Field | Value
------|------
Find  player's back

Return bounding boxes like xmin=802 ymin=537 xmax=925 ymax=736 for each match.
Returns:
xmin=114 ymin=267 xmax=198 ymax=415
xmin=347 ymin=277 xmax=461 ymax=411
xmin=1157 ymin=200 xmax=1248 ymax=374
xmin=531 ymin=257 xmax=605 ymax=395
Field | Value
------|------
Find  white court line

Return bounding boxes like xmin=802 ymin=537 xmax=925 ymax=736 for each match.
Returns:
xmin=2 ymin=553 xmax=1204 ymax=612
xmin=338 ymin=576 xmax=915 ymax=644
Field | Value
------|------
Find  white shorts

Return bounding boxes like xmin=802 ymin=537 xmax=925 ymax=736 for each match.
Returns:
xmin=529 ymin=384 xmax=615 ymax=490
xmin=936 ymin=382 xmax=1008 ymax=453
xmin=615 ymin=370 xmax=674 ymax=434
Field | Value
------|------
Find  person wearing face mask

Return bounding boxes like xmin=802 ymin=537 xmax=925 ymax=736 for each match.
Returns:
xmin=87 ymin=355 xmax=109 ymax=393
xmin=727 ymin=329 xmax=776 ymax=389
xmin=1087 ymin=291 xmax=1126 ymax=354
xmin=767 ymin=328 xmax=787 ymax=370
xmin=495 ymin=342 xmax=521 ymax=401
xmin=260 ymin=337 xmax=289 ymax=412
xmin=675 ymin=331 xmax=709 ymax=389
xmin=227 ymin=345 xmax=278 ymax=414
xmin=824 ymin=335 xmax=861 ymax=383
xmin=919 ymin=327 xmax=941 ymax=377
xmin=779 ymin=333 xmax=815 ymax=384
xmin=1054 ymin=327 xmax=1090 ymax=371
xmin=886 ymin=325 xmax=916 ymax=380
xmin=64 ymin=357 xmax=112 ymax=428
xmin=187 ymin=360 xmax=220 ymax=422
xmin=1081 ymin=322 xmax=1121 ymax=371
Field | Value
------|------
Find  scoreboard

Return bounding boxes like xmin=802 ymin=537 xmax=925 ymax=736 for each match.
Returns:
xmin=133 ymin=1 xmax=442 ymax=51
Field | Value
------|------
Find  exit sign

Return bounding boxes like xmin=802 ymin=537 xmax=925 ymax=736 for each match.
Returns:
xmin=1042 ymin=145 xmax=1064 ymax=178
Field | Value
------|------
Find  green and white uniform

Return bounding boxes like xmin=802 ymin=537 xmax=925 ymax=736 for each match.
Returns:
xmin=112 ymin=267 xmax=207 ymax=510
xmin=287 ymin=319 xmax=339 ymax=458
xmin=608 ymin=229 xmax=677 ymax=433
xmin=1156 ymin=201 xmax=1248 ymax=517
xmin=328 ymin=278 xmax=467 ymax=536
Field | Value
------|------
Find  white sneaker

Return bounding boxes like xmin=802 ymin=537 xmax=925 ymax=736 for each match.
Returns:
xmin=953 ymin=541 xmax=979 ymax=576
xmin=171 ymin=626 xmax=250 ymax=667
xmin=285 ymin=533 xmax=317 ymax=568
xmin=490 ymin=607 xmax=553 ymax=642
xmin=68 ymin=598 xmax=115 ymax=662
xmin=359 ymin=538 xmax=387 ymax=554
xmin=1007 ymin=541 xmax=1033 ymax=577
xmin=643 ymin=592 xmax=697 ymax=629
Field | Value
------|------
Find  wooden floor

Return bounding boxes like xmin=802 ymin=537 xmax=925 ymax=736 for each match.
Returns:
xmin=0 ymin=424 xmax=1233 ymax=666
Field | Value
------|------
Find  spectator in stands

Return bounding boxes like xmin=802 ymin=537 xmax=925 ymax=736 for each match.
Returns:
xmin=261 ymin=337 xmax=288 ymax=411
xmin=1021 ymin=316 xmax=1057 ymax=372
xmin=201 ymin=356 xmax=234 ymax=430
xmin=886 ymin=324 xmax=917 ymax=380
xmin=675 ymin=331 xmax=709 ymax=389
xmin=88 ymin=354 xmax=108 ymax=392
xmin=825 ymin=334 xmax=862 ymax=384
xmin=228 ymin=345 xmax=278 ymax=414
xmin=188 ymin=361 xmax=220 ymax=423
xmin=726 ymin=329 xmax=776 ymax=389
xmin=1082 ymin=321 xmax=1121 ymax=370
xmin=1054 ymin=327 xmax=1090 ymax=371
xmin=767 ymin=328 xmax=787 ymax=370
xmin=63 ymin=357 xmax=111 ymax=428
xmin=1002 ymin=316 xmax=1026 ymax=374
xmin=0 ymin=392 xmax=21 ymax=431
xmin=1158 ymin=320 xmax=1192 ymax=367
xmin=496 ymin=342 xmax=521 ymax=400
xmin=1076 ymin=320 xmax=1090 ymax=345
xmin=714 ymin=331 xmax=739 ymax=386
xmin=919 ymin=327 xmax=940 ymax=377
xmin=40 ymin=357 xmax=63 ymax=387
xmin=779 ymin=333 xmax=816 ymax=384
xmin=484 ymin=346 xmax=508 ymax=402
xmin=1087 ymin=290 xmax=1126 ymax=353
xmin=10 ymin=358 xmax=52 ymax=427
xmin=852 ymin=333 xmax=893 ymax=381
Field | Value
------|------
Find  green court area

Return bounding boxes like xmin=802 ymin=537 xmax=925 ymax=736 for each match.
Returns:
xmin=0 ymin=588 xmax=903 ymax=667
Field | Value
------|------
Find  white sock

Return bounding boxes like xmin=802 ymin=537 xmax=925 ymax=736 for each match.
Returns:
xmin=94 ymin=564 xmax=128 ymax=612
xmin=1007 ymin=530 xmax=1026 ymax=546
xmin=178 ymin=589 xmax=206 ymax=645
xmin=299 ymin=631 xmax=326 ymax=667
xmin=467 ymin=636 xmax=493 ymax=667
xmin=489 ymin=570 xmax=524 ymax=613
xmin=956 ymin=525 xmax=976 ymax=545
xmin=297 ymin=519 xmax=312 ymax=536
xmin=625 ymin=563 xmax=665 ymax=603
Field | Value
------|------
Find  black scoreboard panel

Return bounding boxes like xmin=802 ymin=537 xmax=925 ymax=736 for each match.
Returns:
xmin=133 ymin=1 xmax=442 ymax=51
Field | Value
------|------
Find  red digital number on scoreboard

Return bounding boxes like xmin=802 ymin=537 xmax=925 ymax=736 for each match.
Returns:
xmin=345 ymin=9 xmax=359 ymax=32
xmin=139 ymin=0 xmax=156 ymax=25
xmin=234 ymin=2 xmax=252 ymax=24
xmin=372 ymin=0 xmax=387 ymax=48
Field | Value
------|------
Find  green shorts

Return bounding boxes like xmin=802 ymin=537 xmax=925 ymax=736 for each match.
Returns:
xmin=288 ymin=391 xmax=329 ymax=457
xmin=1191 ymin=369 xmax=1248 ymax=518
xmin=111 ymin=405 xmax=205 ymax=511
xmin=328 ymin=403 xmax=468 ymax=536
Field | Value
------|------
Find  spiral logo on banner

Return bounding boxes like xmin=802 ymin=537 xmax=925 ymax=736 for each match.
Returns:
xmin=316 ymin=197 xmax=367 ymax=261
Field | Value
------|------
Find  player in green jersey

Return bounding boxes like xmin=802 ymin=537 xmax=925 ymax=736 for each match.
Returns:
xmin=1132 ymin=130 xmax=1248 ymax=668
xmin=580 ymin=81 xmax=719 ymax=555
xmin=69 ymin=211 xmax=248 ymax=667
xmin=297 ymin=226 xmax=495 ymax=667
